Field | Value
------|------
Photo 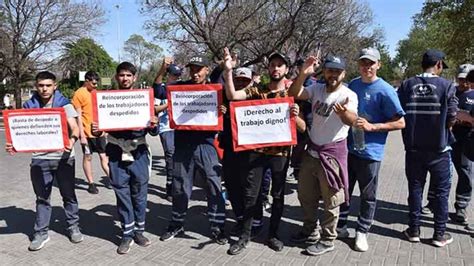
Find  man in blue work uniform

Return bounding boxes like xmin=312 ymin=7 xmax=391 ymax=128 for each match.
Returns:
xmin=156 ymin=55 xmax=227 ymax=245
xmin=93 ymin=62 xmax=159 ymax=254
xmin=398 ymin=49 xmax=457 ymax=248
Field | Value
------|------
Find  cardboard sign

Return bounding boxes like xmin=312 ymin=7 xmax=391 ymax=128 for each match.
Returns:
xmin=3 ymin=108 xmax=69 ymax=152
xmin=167 ymin=84 xmax=223 ymax=131
xmin=230 ymin=97 xmax=297 ymax=151
xmin=92 ymin=89 xmax=154 ymax=131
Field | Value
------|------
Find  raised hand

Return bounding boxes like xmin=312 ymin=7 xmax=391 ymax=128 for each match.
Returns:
xmin=290 ymin=103 xmax=300 ymax=117
xmin=223 ymin=47 xmax=233 ymax=71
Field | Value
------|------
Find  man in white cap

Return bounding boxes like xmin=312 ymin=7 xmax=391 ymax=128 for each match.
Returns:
xmin=336 ymin=47 xmax=405 ymax=252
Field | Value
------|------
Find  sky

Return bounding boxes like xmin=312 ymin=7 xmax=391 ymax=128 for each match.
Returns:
xmin=97 ymin=0 xmax=426 ymax=61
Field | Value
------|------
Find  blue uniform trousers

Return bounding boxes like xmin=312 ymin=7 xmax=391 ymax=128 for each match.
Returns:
xmin=170 ymin=143 xmax=226 ymax=230
xmin=406 ymin=151 xmax=452 ymax=236
xmin=109 ymin=145 xmax=150 ymax=239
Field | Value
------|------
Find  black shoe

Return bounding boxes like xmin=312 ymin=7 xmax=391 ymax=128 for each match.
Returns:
xmin=160 ymin=226 xmax=184 ymax=241
xmin=117 ymin=238 xmax=134 ymax=254
xmin=227 ymin=238 xmax=248 ymax=255
xmin=403 ymin=227 xmax=420 ymax=243
xmin=87 ymin=183 xmax=99 ymax=194
xmin=267 ymin=237 xmax=284 ymax=252
xmin=211 ymin=229 xmax=228 ymax=245
xmin=133 ymin=232 xmax=151 ymax=247
xmin=450 ymin=209 xmax=468 ymax=224
xmin=305 ymin=241 xmax=335 ymax=256
xmin=432 ymin=233 xmax=453 ymax=247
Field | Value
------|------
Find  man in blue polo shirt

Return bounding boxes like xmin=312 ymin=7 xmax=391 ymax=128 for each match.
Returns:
xmin=336 ymin=47 xmax=405 ymax=252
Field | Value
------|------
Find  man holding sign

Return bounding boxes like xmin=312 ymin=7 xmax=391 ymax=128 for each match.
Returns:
xmin=5 ymin=71 xmax=82 ymax=251
xmin=289 ymin=55 xmax=358 ymax=256
xmin=155 ymin=54 xmax=228 ymax=246
xmin=223 ymin=48 xmax=305 ymax=254
xmin=92 ymin=62 xmax=158 ymax=254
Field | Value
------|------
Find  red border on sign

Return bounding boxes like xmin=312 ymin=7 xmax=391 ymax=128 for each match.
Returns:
xmin=229 ymin=97 xmax=297 ymax=152
xmin=3 ymin=108 xmax=70 ymax=153
xmin=92 ymin=89 xmax=155 ymax=131
xmin=167 ymin=84 xmax=223 ymax=131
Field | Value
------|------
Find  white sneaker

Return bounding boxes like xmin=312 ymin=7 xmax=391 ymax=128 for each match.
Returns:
xmin=354 ymin=231 xmax=369 ymax=252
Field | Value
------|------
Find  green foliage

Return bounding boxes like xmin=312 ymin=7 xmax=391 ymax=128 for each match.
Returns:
xmin=59 ymin=38 xmax=116 ymax=89
xmin=395 ymin=0 xmax=474 ymax=78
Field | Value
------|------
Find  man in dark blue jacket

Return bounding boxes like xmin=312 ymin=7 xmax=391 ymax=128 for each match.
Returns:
xmin=398 ymin=49 xmax=457 ymax=248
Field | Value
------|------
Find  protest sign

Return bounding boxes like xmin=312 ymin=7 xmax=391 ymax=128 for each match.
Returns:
xmin=167 ymin=84 xmax=223 ymax=131
xmin=230 ymin=97 xmax=297 ymax=151
xmin=3 ymin=108 xmax=69 ymax=152
xmin=92 ymin=89 xmax=154 ymax=131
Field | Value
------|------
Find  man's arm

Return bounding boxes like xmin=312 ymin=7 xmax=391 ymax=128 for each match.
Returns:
xmin=446 ymin=83 xmax=458 ymax=128
xmin=155 ymin=103 xmax=168 ymax=113
xmin=356 ymin=115 xmax=405 ymax=132
xmin=288 ymin=56 xmax=318 ymax=100
xmin=74 ymin=106 xmax=88 ymax=145
xmin=66 ymin=116 xmax=79 ymax=151
xmin=222 ymin=47 xmax=247 ymax=101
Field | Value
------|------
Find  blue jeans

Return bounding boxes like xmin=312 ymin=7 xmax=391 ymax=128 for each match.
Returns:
xmin=170 ymin=143 xmax=226 ymax=230
xmin=338 ymin=153 xmax=381 ymax=233
xmin=406 ymin=151 xmax=451 ymax=236
xmin=30 ymin=158 xmax=79 ymax=235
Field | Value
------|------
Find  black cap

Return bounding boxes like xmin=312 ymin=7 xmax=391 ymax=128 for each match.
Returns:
xmin=167 ymin=64 xmax=182 ymax=76
xmin=268 ymin=52 xmax=291 ymax=66
xmin=422 ymin=49 xmax=448 ymax=69
xmin=185 ymin=54 xmax=210 ymax=67
xmin=323 ymin=55 xmax=346 ymax=70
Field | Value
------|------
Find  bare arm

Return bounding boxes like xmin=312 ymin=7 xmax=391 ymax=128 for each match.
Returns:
xmin=356 ymin=115 xmax=405 ymax=132
xmin=288 ymin=56 xmax=319 ymax=100
xmin=66 ymin=116 xmax=79 ymax=150
xmin=74 ymin=106 xmax=88 ymax=145
xmin=295 ymin=113 xmax=306 ymax=133
xmin=155 ymin=103 xmax=168 ymax=113
xmin=154 ymin=57 xmax=172 ymax=84
xmin=222 ymin=47 xmax=247 ymax=101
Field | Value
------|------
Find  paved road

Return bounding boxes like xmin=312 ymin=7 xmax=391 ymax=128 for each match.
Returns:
xmin=0 ymin=129 xmax=474 ymax=265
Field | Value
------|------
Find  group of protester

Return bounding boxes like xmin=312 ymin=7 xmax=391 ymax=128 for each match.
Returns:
xmin=4 ymin=46 xmax=473 ymax=257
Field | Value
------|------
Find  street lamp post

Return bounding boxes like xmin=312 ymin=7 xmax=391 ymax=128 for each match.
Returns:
xmin=115 ymin=4 xmax=121 ymax=62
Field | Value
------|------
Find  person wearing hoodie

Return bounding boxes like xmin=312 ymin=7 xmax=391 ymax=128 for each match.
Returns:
xmin=5 ymin=71 xmax=82 ymax=251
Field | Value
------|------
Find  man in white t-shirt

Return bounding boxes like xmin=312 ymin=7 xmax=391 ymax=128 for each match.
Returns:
xmin=288 ymin=55 xmax=358 ymax=256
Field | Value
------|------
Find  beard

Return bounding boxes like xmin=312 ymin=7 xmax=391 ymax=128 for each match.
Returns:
xmin=270 ymin=75 xmax=284 ymax=82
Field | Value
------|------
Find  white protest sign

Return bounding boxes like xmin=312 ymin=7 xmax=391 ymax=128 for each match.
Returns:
xmin=92 ymin=89 xmax=154 ymax=131
xmin=230 ymin=97 xmax=296 ymax=151
xmin=4 ymin=109 xmax=69 ymax=152
xmin=167 ymin=84 xmax=223 ymax=130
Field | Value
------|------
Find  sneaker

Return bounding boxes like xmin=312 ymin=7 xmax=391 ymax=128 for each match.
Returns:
xmin=403 ymin=227 xmax=420 ymax=242
xmin=211 ymin=229 xmax=228 ymax=245
xmin=354 ymin=231 xmax=369 ymax=252
xmin=227 ymin=238 xmax=248 ymax=255
xmin=432 ymin=233 xmax=453 ymax=247
xmin=267 ymin=237 xmax=284 ymax=252
xmin=133 ymin=232 xmax=151 ymax=247
xmin=160 ymin=226 xmax=184 ymax=241
xmin=117 ymin=238 xmax=134 ymax=254
xmin=336 ymin=227 xmax=350 ymax=239
xmin=305 ymin=241 xmax=335 ymax=256
xmin=290 ymin=230 xmax=320 ymax=244
xmin=68 ymin=226 xmax=84 ymax=243
xmin=421 ymin=204 xmax=433 ymax=214
xmin=450 ymin=209 xmax=468 ymax=224
xmin=87 ymin=183 xmax=99 ymax=194
xmin=28 ymin=233 xmax=50 ymax=251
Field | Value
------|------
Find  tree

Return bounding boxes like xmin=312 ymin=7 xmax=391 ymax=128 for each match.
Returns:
xmin=58 ymin=38 xmax=115 ymax=88
xmin=0 ymin=0 xmax=105 ymax=108
xmin=123 ymin=34 xmax=163 ymax=79
xmin=395 ymin=0 xmax=474 ymax=78
xmin=142 ymin=0 xmax=380 ymax=71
